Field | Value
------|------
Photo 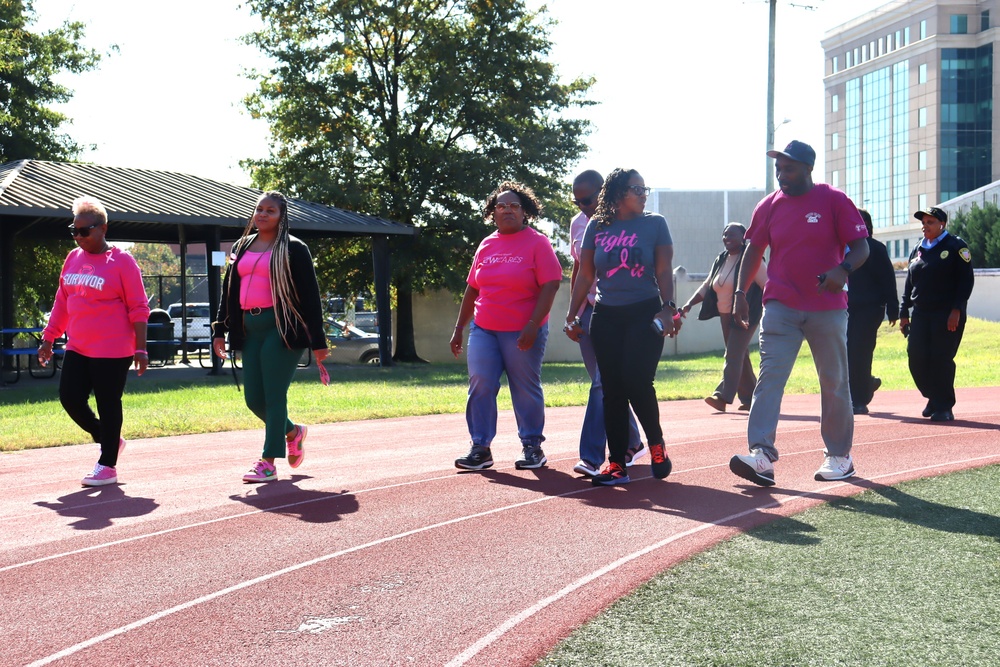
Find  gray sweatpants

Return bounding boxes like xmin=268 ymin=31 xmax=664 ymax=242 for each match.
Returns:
xmin=747 ymin=301 xmax=853 ymax=461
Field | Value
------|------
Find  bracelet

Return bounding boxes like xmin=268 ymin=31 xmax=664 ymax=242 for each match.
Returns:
xmin=527 ymin=320 xmax=538 ymax=327
xmin=134 ymin=349 xmax=148 ymax=355
xmin=734 ymin=289 xmax=746 ymax=296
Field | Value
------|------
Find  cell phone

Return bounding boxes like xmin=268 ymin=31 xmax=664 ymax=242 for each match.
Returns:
xmin=901 ymin=323 xmax=910 ymax=338
xmin=651 ymin=317 xmax=665 ymax=336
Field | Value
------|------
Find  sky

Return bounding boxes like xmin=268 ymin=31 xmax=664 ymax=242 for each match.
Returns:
xmin=30 ymin=0 xmax=891 ymax=191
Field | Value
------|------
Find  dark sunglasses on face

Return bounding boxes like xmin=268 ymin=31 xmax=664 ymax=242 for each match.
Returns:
xmin=573 ymin=194 xmax=597 ymax=207
xmin=626 ymin=185 xmax=651 ymax=197
xmin=69 ymin=221 xmax=103 ymax=238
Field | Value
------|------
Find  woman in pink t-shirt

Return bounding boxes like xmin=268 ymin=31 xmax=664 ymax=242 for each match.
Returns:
xmin=449 ymin=182 xmax=562 ymax=472
xmin=39 ymin=196 xmax=151 ymax=487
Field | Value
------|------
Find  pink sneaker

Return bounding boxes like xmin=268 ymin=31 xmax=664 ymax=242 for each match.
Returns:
xmin=82 ymin=464 xmax=118 ymax=487
xmin=243 ymin=459 xmax=277 ymax=483
xmin=286 ymin=425 xmax=307 ymax=469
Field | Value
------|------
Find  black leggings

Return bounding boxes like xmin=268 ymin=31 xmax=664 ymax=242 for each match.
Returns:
xmin=590 ymin=298 xmax=665 ymax=467
xmin=59 ymin=350 xmax=133 ymax=467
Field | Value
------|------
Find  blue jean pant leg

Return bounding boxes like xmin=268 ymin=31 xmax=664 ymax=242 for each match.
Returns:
xmin=747 ymin=302 xmax=804 ymax=461
xmin=503 ymin=323 xmax=548 ymax=447
xmin=802 ymin=307 xmax=853 ymax=457
xmin=466 ymin=322 xmax=548 ymax=448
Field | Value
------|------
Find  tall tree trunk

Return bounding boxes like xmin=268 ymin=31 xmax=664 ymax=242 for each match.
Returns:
xmin=392 ymin=281 xmax=426 ymax=363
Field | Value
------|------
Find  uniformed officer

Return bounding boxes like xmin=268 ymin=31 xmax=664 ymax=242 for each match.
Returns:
xmin=899 ymin=207 xmax=975 ymax=421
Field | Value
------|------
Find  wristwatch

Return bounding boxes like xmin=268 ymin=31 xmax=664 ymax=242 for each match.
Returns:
xmin=664 ymin=300 xmax=677 ymax=312
xmin=839 ymin=260 xmax=854 ymax=273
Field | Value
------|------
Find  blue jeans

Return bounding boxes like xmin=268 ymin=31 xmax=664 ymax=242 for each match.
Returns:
xmin=578 ymin=305 xmax=641 ymax=466
xmin=466 ymin=322 xmax=548 ymax=448
xmin=748 ymin=301 xmax=853 ymax=461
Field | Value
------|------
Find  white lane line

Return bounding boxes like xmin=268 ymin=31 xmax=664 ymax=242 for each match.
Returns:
xmin=443 ymin=453 xmax=1000 ymax=667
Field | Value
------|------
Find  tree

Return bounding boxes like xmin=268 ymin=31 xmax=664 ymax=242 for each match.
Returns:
xmin=2 ymin=0 xmax=103 ymax=325
xmin=0 ymin=0 xmax=102 ymax=161
xmin=242 ymin=0 xmax=592 ymax=361
xmin=949 ymin=202 xmax=1000 ymax=268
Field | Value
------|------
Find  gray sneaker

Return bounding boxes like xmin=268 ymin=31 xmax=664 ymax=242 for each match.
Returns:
xmin=455 ymin=445 xmax=494 ymax=471
xmin=514 ymin=446 xmax=547 ymax=470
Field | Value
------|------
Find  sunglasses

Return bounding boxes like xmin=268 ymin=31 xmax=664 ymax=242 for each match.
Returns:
xmin=69 ymin=221 xmax=103 ymax=238
xmin=626 ymin=185 xmax=651 ymax=197
xmin=494 ymin=202 xmax=523 ymax=212
xmin=573 ymin=195 xmax=597 ymax=207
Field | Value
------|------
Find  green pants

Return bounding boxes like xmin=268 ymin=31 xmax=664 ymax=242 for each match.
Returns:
xmin=241 ymin=308 xmax=305 ymax=458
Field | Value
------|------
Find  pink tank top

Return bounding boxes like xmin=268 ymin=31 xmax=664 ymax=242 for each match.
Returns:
xmin=238 ymin=249 xmax=274 ymax=309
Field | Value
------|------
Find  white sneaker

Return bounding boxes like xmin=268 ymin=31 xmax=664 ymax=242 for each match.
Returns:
xmin=572 ymin=460 xmax=600 ymax=477
xmin=814 ymin=454 xmax=856 ymax=481
xmin=729 ymin=448 xmax=775 ymax=487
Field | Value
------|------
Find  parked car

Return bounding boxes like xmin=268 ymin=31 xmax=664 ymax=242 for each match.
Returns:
xmin=324 ymin=319 xmax=381 ymax=365
xmin=166 ymin=302 xmax=212 ymax=349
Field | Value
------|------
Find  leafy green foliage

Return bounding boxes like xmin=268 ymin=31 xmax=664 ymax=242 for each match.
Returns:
xmin=11 ymin=237 xmax=73 ymax=325
xmin=949 ymin=202 xmax=1000 ymax=268
xmin=0 ymin=0 xmax=103 ymax=161
xmin=241 ymin=0 xmax=593 ymax=360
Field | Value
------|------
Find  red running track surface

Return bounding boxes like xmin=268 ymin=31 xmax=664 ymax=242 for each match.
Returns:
xmin=3 ymin=387 xmax=998 ymax=666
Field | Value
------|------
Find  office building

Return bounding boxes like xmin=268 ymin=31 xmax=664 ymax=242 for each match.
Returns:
xmin=822 ymin=0 xmax=999 ymax=260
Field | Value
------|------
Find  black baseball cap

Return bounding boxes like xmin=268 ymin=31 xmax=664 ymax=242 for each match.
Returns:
xmin=767 ymin=140 xmax=816 ymax=167
xmin=914 ymin=207 xmax=947 ymax=223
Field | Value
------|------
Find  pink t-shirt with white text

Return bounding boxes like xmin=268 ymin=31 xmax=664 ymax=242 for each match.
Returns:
xmin=746 ymin=183 xmax=867 ymax=311
xmin=43 ymin=246 xmax=150 ymax=357
xmin=238 ymin=250 xmax=275 ymax=309
xmin=468 ymin=226 xmax=563 ymax=332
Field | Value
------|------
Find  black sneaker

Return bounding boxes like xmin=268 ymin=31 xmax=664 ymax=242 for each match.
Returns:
xmin=514 ymin=446 xmax=547 ymax=470
xmin=592 ymin=462 xmax=630 ymax=486
xmin=648 ymin=442 xmax=672 ymax=480
xmin=624 ymin=442 xmax=646 ymax=467
xmin=455 ymin=445 xmax=494 ymax=470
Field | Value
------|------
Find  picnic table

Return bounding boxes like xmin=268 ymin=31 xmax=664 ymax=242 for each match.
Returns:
xmin=0 ymin=328 xmax=63 ymax=384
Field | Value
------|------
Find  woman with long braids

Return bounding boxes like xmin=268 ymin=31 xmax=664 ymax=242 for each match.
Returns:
xmin=212 ymin=191 xmax=329 ymax=482
xmin=564 ymin=169 xmax=676 ymax=486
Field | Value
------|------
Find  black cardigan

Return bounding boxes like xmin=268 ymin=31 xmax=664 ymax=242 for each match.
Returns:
xmin=212 ymin=234 xmax=328 ymax=351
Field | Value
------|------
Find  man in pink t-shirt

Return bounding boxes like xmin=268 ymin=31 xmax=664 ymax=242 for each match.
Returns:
xmin=729 ymin=140 xmax=870 ymax=487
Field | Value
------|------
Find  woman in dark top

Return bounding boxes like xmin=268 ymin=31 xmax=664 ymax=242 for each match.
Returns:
xmin=679 ymin=222 xmax=765 ymax=413
xmin=564 ymin=168 xmax=675 ymax=486
xmin=899 ymin=207 xmax=975 ymax=422
xmin=213 ymin=191 xmax=329 ymax=482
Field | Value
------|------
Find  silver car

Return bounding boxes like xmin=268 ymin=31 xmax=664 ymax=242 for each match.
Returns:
xmin=325 ymin=320 xmax=381 ymax=364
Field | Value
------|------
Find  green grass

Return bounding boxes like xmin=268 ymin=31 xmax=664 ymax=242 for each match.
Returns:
xmin=2 ymin=317 xmax=998 ymax=451
xmin=537 ymin=465 xmax=1000 ymax=667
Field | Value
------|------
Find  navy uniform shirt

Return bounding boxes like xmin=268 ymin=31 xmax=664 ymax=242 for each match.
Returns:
xmin=901 ymin=233 xmax=975 ymax=317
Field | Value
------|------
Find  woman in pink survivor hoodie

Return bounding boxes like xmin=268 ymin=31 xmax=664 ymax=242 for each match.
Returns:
xmin=39 ymin=196 xmax=150 ymax=487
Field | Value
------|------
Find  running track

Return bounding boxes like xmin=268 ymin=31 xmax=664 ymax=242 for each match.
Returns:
xmin=3 ymin=387 xmax=999 ymax=667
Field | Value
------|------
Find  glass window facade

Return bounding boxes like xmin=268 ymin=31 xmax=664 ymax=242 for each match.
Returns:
xmin=983 ymin=11 xmax=990 ymax=31
xmin=919 ymin=63 xmax=928 ymax=83
xmin=892 ymin=61 xmax=909 ymax=227
xmin=862 ymin=67 xmax=892 ymax=226
xmin=920 ymin=19 xmax=927 ymax=40
xmin=940 ymin=45 xmax=993 ymax=200
xmin=951 ymin=14 xmax=968 ymax=34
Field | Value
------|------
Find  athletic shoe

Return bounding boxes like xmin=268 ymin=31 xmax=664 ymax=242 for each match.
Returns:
xmin=286 ymin=424 xmax=307 ymax=469
xmin=572 ymin=460 xmax=600 ymax=477
xmin=592 ymin=462 xmax=630 ymax=486
xmin=648 ymin=442 xmax=672 ymax=480
xmin=514 ymin=446 xmax=547 ymax=470
xmin=625 ymin=442 xmax=646 ymax=467
xmin=929 ymin=410 xmax=955 ymax=422
xmin=704 ymin=394 xmax=727 ymax=412
xmin=814 ymin=454 xmax=856 ymax=481
xmin=82 ymin=464 xmax=117 ymax=487
xmin=729 ymin=448 xmax=775 ymax=487
xmin=243 ymin=459 xmax=278 ymax=483
xmin=852 ymin=404 xmax=869 ymax=415
xmin=455 ymin=446 xmax=493 ymax=471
